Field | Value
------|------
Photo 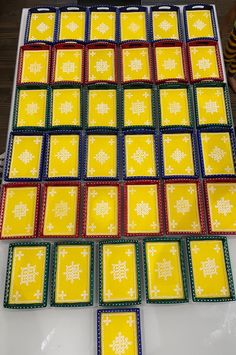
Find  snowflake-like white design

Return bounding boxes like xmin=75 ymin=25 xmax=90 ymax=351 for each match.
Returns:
xmin=29 ymin=62 xmax=42 ymax=74
xmin=131 ymin=147 xmax=148 ymax=164
xmin=109 ymin=332 xmax=132 ymax=355
xmin=96 ymin=102 xmax=110 ymax=115
xmin=53 ymin=200 xmax=70 ymax=219
xmin=36 ymin=22 xmax=48 ymax=33
xmin=26 ymin=102 xmax=38 ymax=115
xmin=193 ymin=19 xmax=206 ymax=31
xmin=204 ymin=100 xmax=219 ymax=114
xmin=209 ymin=146 xmax=226 ymax=163
xmin=155 ymin=259 xmax=173 ymax=280
xmin=64 ymin=262 xmax=82 ymax=283
xmin=56 ymin=148 xmax=71 ymax=163
xmin=215 ymin=197 xmax=233 ymax=216
xmin=159 ymin=20 xmax=172 ymax=32
xmin=168 ymin=101 xmax=181 ymax=114
xmin=200 ymin=258 xmax=219 ymax=278
xmin=171 ymin=148 xmax=186 ymax=163
xmin=128 ymin=58 xmax=142 ymax=72
xmin=94 ymin=150 xmax=109 ymax=165
xmin=131 ymin=101 xmax=145 ymax=116
xmin=18 ymin=264 xmax=38 ymax=286
xmin=94 ymin=60 xmax=109 ymax=73
xmin=162 ymin=59 xmax=176 ymax=71
xmin=197 ymin=58 xmax=211 ymax=71
xmin=111 ymin=261 xmax=129 ymax=282
xmin=18 ymin=150 xmax=34 ymax=164
xmin=60 ymin=101 xmax=73 ymax=114
xmin=62 ymin=61 xmax=75 ymax=73
xmin=135 ymin=201 xmax=151 ymax=218
xmin=128 ymin=22 xmax=140 ymax=33
xmin=66 ymin=21 xmax=78 ymax=32
xmin=96 ymin=23 xmax=109 ymax=34
xmin=12 ymin=202 xmax=29 ymax=220
xmin=174 ymin=197 xmax=192 ymax=215
xmin=93 ymin=200 xmax=110 ymax=218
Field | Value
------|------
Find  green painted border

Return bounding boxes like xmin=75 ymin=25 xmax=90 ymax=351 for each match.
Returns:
xmin=157 ymin=83 xmax=194 ymax=130
xmin=99 ymin=239 xmax=141 ymax=307
xmin=4 ymin=242 xmax=50 ymax=309
xmin=193 ymin=82 xmax=233 ymax=128
xmin=51 ymin=241 xmax=94 ymax=307
xmin=47 ymin=84 xmax=83 ymax=130
xmin=187 ymin=236 xmax=235 ymax=302
xmin=121 ymin=83 xmax=156 ymax=130
xmin=13 ymin=85 xmax=49 ymax=131
xmin=143 ymin=237 xmax=189 ymax=304
xmin=84 ymin=84 xmax=119 ymax=130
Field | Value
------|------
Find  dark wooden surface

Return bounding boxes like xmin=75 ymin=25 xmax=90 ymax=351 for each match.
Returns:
xmin=0 ymin=0 xmax=235 ymax=153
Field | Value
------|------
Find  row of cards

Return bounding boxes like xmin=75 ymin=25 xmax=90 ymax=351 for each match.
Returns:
xmin=1 ymin=180 xmax=236 ymax=239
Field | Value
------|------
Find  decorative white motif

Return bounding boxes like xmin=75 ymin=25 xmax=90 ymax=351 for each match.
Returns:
xmin=81 ymin=290 xmax=88 ymax=300
xmin=204 ymin=100 xmax=219 ymax=114
xmin=209 ymin=146 xmax=226 ymax=163
xmin=200 ymin=258 xmax=219 ymax=278
xmin=129 ymin=58 xmax=142 ymax=72
xmin=168 ymin=101 xmax=181 ymax=114
xmin=111 ymin=261 xmax=129 ymax=282
xmin=215 ymin=197 xmax=233 ymax=216
xmin=155 ymin=259 xmax=173 ymax=280
xmin=62 ymin=61 xmax=76 ymax=73
xmin=131 ymin=147 xmax=148 ymax=164
xmin=34 ymin=289 xmax=42 ymax=300
xmin=103 ymin=315 xmax=111 ymax=326
xmin=96 ymin=23 xmax=109 ymax=33
xmin=196 ymin=286 xmax=204 ymax=295
xmin=36 ymin=22 xmax=48 ymax=33
xmin=29 ymin=62 xmax=42 ymax=74
xmin=96 ymin=102 xmax=110 ymax=115
xmin=64 ymin=262 xmax=82 ymax=283
xmin=94 ymin=200 xmax=110 ymax=218
xmin=12 ymin=202 xmax=29 ymax=220
xmin=60 ymin=101 xmax=73 ymax=114
xmin=94 ymin=60 xmax=109 ymax=73
xmin=12 ymin=290 xmax=21 ymax=302
xmin=193 ymin=19 xmax=206 ymax=31
xmin=151 ymin=285 xmax=160 ymax=297
xmin=109 ymin=332 xmax=132 ymax=355
xmin=197 ymin=58 xmax=211 ymax=71
xmin=66 ymin=21 xmax=78 ymax=32
xmin=171 ymin=149 xmax=186 ymax=163
xmin=53 ymin=200 xmax=70 ymax=219
xmin=26 ymin=102 xmax=38 ymax=115
xmin=174 ymin=284 xmax=182 ymax=296
xmin=159 ymin=20 xmax=172 ymax=31
xmin=170 ymin=246 xmax=177 ymax=255
xmin=56 ymin=148 xmax=71 ymax=163
xmin=128 ymin=22 xmax=139 ymax=33
xmin=18 ymin=264 xmax=38 ymax=286
xmin=135 ymin=201 xmax=151 ymax=218
xmin=15 ymin=251 xmax=24 ymax=260
xmin=18 ymin=150 xmax=34 ymax=164
xmin=174 ymin=197 xmax=192 ymax=215
xmin=162 ymin=59 xmax=176 ymax=71
xmin=94 ymin=150 xmax=109 ymax=165
xmin=131 ymin=100 xmax=145 ymax=116
xmin=220 ymin=286 xmax=228 ymax=296
xmin=126 ymin=316 xmax=135 ymax=327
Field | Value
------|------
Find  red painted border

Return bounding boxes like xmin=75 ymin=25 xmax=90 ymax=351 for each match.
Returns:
xmin=203 ymin=178 xmax=236 ymax=235
xmin=17 ymin=44 xmax=51 ymax=85
xmin=51 ymin=42 xmax=85 ymax=84
xmin=40 ymin=181 xmax=81 ymax=239
xmin=163 ymin=179 xmax=206 ymax=235
xmin=82 ymin=181 xmax=121 ymax=239
xmin=85 ymin=42 xmax=118 ymax=84
xmin=123 ymin=180 xmax=164 ymax=237
xmin=0 ymin=183 xmax=41 ymax=240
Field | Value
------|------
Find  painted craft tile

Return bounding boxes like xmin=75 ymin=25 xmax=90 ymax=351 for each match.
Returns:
xmin=27 ymin=11 xmax=56 ymax=42
xmin=186 ymin=10 xmax=214 ymax=39
xmin=4 ymin=243 xmax=50 ymax=308
xmin=123 ymin=88 xmax=153 ymax=127
xmin=59 ymin=11 xmax=86 ymax=41
xmin=0 ymin=184 xmax=39 ymax=239
xmin=124 ymin=134 xmax=157 ymax=178
xmin=52 ymin=243 xmax=93 ymax=306
xmin=97 ymin=309 xmax=142 ymax=355
xmin=41 ymin=184 xmax=80 ymax=238
xmin=162 ymin=133 xmax=196 ymax=177
xmin=165 ymin=181 xmax=204 ymax=234
xmin=159 ymin=87 xmax=191 ymax=127
xmin=51 ymin=87 xmax=81 ymax=127
xmin=14 ymin=88 xmax=47 ymax=129
xmin=187 ymin=238 xmax=235 ymax=301
xmin=84 ymin=184 xmax=120 ymax=238
xmin=125 ymin=182 xmax=162 ymax=236
xmin=90 ymin=11 xmax=116 ymax=41
xmin=155 ymin=46 xmax=185 ymax=81
xmin=7 ymin=135 xmax=44 ymax=180
xmin=20 ymin=48 xmax=49 ymax=84
xmin=120 ymin=11 xmax=147 ymax=41
xmin=122 ymin=47 xmax=151 ymax=82
xmin=87 ymin=89 xmax=117 ymax=128
xmin=100 ymin=241 xmax=140 ymax=305
xmin=86 ymin=135 xmax=117 ymax=179
xmin=144 ymin=239 xmax=188 ymax=303
xmin=46 ymin=134 xmax=80 ymax=179
xmin=88 ymin=47 xmax=115 ymax=82
xmin=54 ymin=47 xmax=83 ymax=83
xmin=195 ymin=86 xmax=229 ymax=126
xmin=205 ymin=180 xmax=236 ymax=234
xmin=189 ymin=45 xmax=220 ymax=81
xmin=199 ymin=132 xmax=235 ymax=176
xmin=152 ymin=11 xmax=179 ymax=40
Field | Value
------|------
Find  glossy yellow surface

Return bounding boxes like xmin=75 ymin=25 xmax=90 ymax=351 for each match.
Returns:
xmin=9 ymin=135 xmax=43 ymax=179
xmin=186 ymin=10 xmax=214 ymax=39
xmin=55 ymin=245 xmax=91 ymax=303
xmin=48 ymin=135 xmax=79 ymax=178
xmin=120 ymin=11 xmax=146 ymax=41
xmin=102 ymin=243 xmax=138 ymax=303
xmin=162 ymin=133 xmax=195 ymax=176
xmin=43 ymin=186 xmax=79 ymax=236
xmin=155 ymin=46 xmax=184 ymax=81
xmin=21 ymin=50 xmax=49 ymax=83
xmin=160 ymin=88 xmax=190 ymax=126
xmin=166 ymin=183 xmax=201 ymax=233
xmin=28 ymin=12 xmax=55 ymax=42
xmin=190 ymin=45 xmax=219 ymax=80
xmin=124 ymin=88 xmax=152 ymax=127
xmin=88 ymin=48 xmax=115 ymax=82
xmin=125 ymin=134 xmax=156 ymax=177
xmin=200 ymin=132 xmax=235 ymax=175
xmin=152 ymin=11 xmax=179 ymax=40
xmin=59 ymin=11 xmax=85 ymax=41
xmin=1 ymin=186 xmax=37 ymax=238
xmin=196 ymin=87 xmax=228 ymax=125
xmin=90 ymin=12 xmax=116 ymax=41
xmin=86 ymin=185 xmax=118 ymax=236
xmin=189 ymin=240 xmax=230 ymax=298
xmin=54 ymin=49 xmax=82 ymax=82
xmin=52 ymin=88 xmax=81 ymax=127
xmin=145 ymin=241 xmax=185 ymax=300
xmin=123 ymin=47 xmax=150 ymax=82
xmin=206 ymin=182 xmax=236 ymax=232
xmin=127 ymin=184 xmax=160 ymax=234
xmin=9 ymin=245 xmax=47 ymax=304
xmin=88 ymin=89 xmax=116 ymax=128
xmin=100 ymin=311 xmax=138 ymax=355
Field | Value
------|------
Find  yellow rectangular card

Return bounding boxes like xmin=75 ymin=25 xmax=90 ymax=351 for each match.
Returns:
xmin=90 ymin=11 xmax=116 ymax=41
xmin=120 ymin=11 xmax=147 ymax=41
xmin=53 ymin=45 xmax=83 ymax=83
xmin=152 ymin=11 xmax=179 ymax=40
xmin=155 ymin=45 xmax=185 ymax=81
xmin=88 ymin=46 xmax=116 ymax=82
xmin=122 ymin=46 xmax=151 ymax=82
xmin=59 ymin=11 xmax=86 ymax=41
xmin=189 ymin=45 xmax=220 ymax=81
xmin=186 ymin=9 xmax=214 ymax=40
xmin=27 ymin=11 xmax=56 ymax=42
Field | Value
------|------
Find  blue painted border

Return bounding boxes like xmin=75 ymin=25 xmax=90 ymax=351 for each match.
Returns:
xmin=87 ymin=6 xmax=118 ymax=43
xmin=56 ymin=6 xmax=87 ymax=43
xmin=119 ymin=6 xmax=149 ymax=43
